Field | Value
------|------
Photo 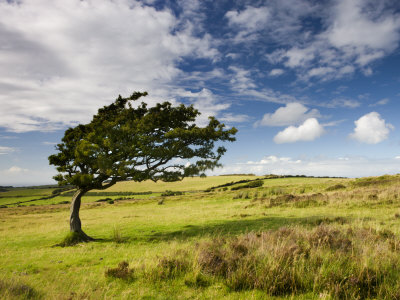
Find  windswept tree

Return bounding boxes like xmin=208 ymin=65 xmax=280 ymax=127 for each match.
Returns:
xmin=49 ymin=92 xmax=237 ymax=242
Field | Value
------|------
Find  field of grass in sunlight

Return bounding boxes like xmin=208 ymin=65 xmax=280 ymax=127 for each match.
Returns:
xmin=1 ymin=175 xmax=400 ymax=299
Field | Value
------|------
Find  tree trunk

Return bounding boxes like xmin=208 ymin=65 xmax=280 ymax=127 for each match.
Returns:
xmin=70 ymin=189 xmax=93 ymax=241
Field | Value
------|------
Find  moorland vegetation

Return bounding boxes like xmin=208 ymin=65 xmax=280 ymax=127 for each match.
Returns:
xmin=1 ymin=174 xmax=400 ymax=299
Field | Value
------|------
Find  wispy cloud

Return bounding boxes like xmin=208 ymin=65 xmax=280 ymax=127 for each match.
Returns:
xmin=220 ymin=113 xmax=249 ymax=123
xmin=267 ymin=0 xmax=400 ymax=81
xmin=370 ymin=98 xmax=390 ymax=107
xmin=225 ymin=6 xmax=270 ymax=43
xmin=0 ymin=135 xmax=18 ymax=140
xmin=229 ymin=66 xmax=257 ymax=91
xmin=323 ymin=98 xmax=361 ymax=108
xmin=0 ymin=146 xmax=16 ymax=155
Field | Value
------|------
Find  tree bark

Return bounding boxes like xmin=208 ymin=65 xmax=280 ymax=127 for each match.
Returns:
xmin=70 ymin=189 xmax=93 ymax=241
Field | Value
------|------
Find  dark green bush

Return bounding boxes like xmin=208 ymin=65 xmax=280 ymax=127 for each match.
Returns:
xmin=96 ymin=197 xmax=112 ymax=202
xmin=161 ymin=190 xmax=183 ymax=197
xmin=231 ymin=180 xmax=264 ymax=190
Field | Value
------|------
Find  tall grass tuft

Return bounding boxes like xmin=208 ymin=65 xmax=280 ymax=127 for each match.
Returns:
xmin=149 ymin=225 xmax=400 ymax=298
xmin=0 ymin=279 xmax=39 ymax=299
xmin=146 ymin=250 xmax=191 ymax=281
xmin=105 ymin=261 xmax=134 ymax=281
xmin=112 ymin=226 xmax=126 ymax=243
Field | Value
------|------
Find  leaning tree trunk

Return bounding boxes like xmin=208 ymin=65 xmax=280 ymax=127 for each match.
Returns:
xmin=70 ymin=189 xmax=93 ymax=241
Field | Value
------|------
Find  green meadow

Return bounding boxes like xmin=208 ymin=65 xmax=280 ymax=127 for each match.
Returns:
xmin=1 ymin=175 xmax=400 ymax=299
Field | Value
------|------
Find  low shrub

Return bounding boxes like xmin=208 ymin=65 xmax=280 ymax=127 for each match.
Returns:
xmin=179 ymin=226 xmax=399 ymax=298
xmin=325 ymin=184 xmax=346 ymax=191
xmin=352 ymin=175 xmax=397 ymax=187
xmin=105 ymin=261 xmax=134 ymax=281
xmin=96 ymin=197 xmax=112 ymax=202
xmin=161 ymin=190 xmax=183 ymax=197
xmin=198 ymin=239 xmax=229 ymax=276
xmin=148 ymin=251 xmax=190 ymax=280
xmin=308 ymin=225 xmax=352 ymax=251
xmin=268 ymin=193 xmax=327 ymax=208
xmin=0 ymin=279 xmax=38 ymax=299
xmin=115 ymin=196 xmax=132 ymax=200
xmin=231 ymin=180 xmax=264 ymax=191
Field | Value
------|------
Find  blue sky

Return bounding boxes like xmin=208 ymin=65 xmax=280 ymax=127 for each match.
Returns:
xmin=1 ymin=0 xmax=400 ymax=186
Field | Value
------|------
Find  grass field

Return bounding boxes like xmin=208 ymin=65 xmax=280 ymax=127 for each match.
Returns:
xmin=1 ymin=175 xmax=400 ymax=299
xmin=0 ymin=176 xmax=262 ymax=207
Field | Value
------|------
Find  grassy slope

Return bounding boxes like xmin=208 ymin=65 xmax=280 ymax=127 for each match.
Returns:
xmin=1 ymin=175 xmax=400 ymax=299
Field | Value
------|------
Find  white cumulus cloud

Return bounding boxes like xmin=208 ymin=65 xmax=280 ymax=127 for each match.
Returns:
xmin=274 ymin=118 xmax=325 ymax=143
xmin=349 ymin=112 xmax=393 ymax=144
xmin=256 ymin=103 xmax=320 ymax=127
xmin=0 ymin=0 xmax=220 ymax=132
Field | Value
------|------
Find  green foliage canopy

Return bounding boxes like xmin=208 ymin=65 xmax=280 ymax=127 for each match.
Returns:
xmin=49 ymin=92 xmax=237 ymax=191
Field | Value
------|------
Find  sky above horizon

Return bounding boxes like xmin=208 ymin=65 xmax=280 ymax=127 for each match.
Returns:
xmin=1 ymin=0 xmax=400 ymax=186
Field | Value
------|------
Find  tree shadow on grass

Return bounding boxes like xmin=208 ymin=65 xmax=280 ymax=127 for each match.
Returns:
xmin=96 ymin=215 xmax=352 ymax=244
xmin=146 ymin=215 xmax=351 ymax=242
